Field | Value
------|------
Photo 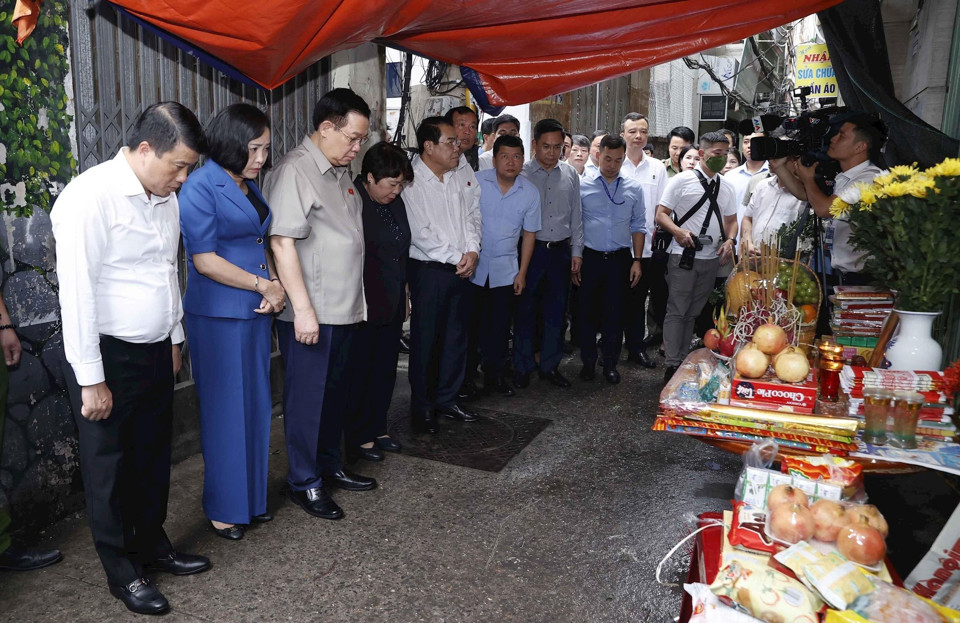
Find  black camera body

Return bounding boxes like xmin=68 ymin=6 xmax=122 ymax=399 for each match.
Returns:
xmin=678 ymin=235 xmax=713 ymax=270
xmin=747 ymin=103 xmax=848 ymax=196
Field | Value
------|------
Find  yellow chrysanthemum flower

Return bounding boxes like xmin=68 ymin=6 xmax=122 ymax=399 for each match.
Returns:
xmin=857 ymin=183 xmax=878 ymax=208
xmin=882 ymin=181 xmax=910 ymax=197
xmin=925 ymin=158 xmax=960 ymax=178
xmin=889 ymin=163 xmax=919 ymax=179
xmin=872 ymin=171 xmax=895 ymax=187
xmin=830 ymin=197 xmax=851 ymax=218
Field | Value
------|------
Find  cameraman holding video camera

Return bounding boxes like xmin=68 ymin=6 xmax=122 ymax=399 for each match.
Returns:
xmin=778 ymin=112 xmax=888 ymax=286
xmin=656 ymin=132 xmax=738 ymax=383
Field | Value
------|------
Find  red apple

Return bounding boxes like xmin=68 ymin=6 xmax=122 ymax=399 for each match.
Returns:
xmin=837 ymin=520 xmax=887 ymax=566
xmin=810 ymin=499 xmax=847 ymax=542
xmin=844 ymin=505 xmax=889 ymax=538
xmin=769 ymin=502 xmax=815 ymax=544
xmin=719 ymin=333 xmax=737 ymax=357
xmin=767 ymin=484 xmax=809 ymax=510
xmin=704 ymin=329 xmax=722 ymax=351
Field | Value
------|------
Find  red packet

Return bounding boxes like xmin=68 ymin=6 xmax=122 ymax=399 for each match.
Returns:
xmin=728 ymin=500 xmax=781 ymax=555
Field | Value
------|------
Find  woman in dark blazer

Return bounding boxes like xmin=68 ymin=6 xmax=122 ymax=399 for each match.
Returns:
xmin=178 ymin=104 xmax=285 ymax=540
xmin=346 ymin=143 xmax=415 ymax=461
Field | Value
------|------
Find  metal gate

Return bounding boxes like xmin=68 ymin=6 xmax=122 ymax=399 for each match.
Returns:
xmin=67 ymin=1 xmax=330 ymax=380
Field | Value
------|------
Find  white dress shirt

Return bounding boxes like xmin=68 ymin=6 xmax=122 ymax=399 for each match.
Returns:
xmin=405 ymin=155 xmax=482 ymax=264
xmin=51 ymin=150 xmax=185 ymax=386
xmin=478 ymin=150 xmax=494 ymax=170
xmin=620 ymin=153 xmax=667 ymax=257
xmin=742 ymin=176 xmax=806 ymax=246
xmin=660 ymin=168 xmax=737 ymax=260
xmin=830 ymin=160 xmax=883 ymax=273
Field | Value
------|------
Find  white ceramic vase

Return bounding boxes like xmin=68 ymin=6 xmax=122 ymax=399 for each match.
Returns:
xmin=885 ymin=310 xmax=943 ymax=371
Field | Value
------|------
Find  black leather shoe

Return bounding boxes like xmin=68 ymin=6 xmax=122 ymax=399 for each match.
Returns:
xmin=663 ymin=365 xmax=679 ymax=385
xmin=627 ymin=351 xmax=656 ymax=368
xmin=0 ymin=545 xmax=62 ymax=571
xmin=642 ymin=332 xmax=663 ymax=349
xmin=512 ymin=371 xmax=531 ymax=389
xmin=399 ymin=335 xmax=410 ymax=354
xmin=145 ymin=551 xmax=211 ymax=576
xmin=110 ymin=578 xmax=169 ymax=615
xmin=251 ymin=512 xmax=273 ymax=523
xmin=375 ymin=436 xmax=402 ymax=453
xmin=211 ymin=523 xmax=244 ymax=540
xmin=347 ymin=445 xmax=385 ymax=462
xmin=603 ymin=367 xmax=621 ymax=384
xmin=485 ymin=375 xmax=516 ymax=397
xmin=538 ymin=368 xmax=571 ymax=388
xmin=289 ymin=487 xmax=343 ymax=520
xmin=579 ymin=364 xmax=596 ymax=381
xmin=436 ymin=403 xmax=478 ymax=422
xmin=411 ymin=410 xmax=439 ymax=434
xmin=326 ymin=470 xmax=377 ymax=492
xmin=457 ymin=380 xmax=481 ymax=402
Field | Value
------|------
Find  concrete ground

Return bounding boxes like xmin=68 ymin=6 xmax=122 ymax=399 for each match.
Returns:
xmin=1 ymin=351 xmax=957 ymax=622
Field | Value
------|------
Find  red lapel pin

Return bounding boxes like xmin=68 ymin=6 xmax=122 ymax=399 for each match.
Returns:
xmin=348 ymin=188 xmax=355 ymax=195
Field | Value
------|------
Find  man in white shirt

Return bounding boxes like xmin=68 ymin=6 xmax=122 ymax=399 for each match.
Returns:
xmin=478 ymin=114 xmax=521 ymax=170
xmin=784 ymin=113 xmax=887 ymax=285
xmin=657 ymin=131 xmax=738 ymax=382
xmin=405 ymin=117 xmax=483 ymax=433
xmin=724 ymin=131 xmax=769 ymax=236
xmin=51 ymin=103 xmax=210 ymax=615
xmin=582 ymin=129 xmax=608 ymax=179
xmin=740 ymin=156 xmax=807 ymax=253
xmin=619 ymin=112 xmax=667 ymax=368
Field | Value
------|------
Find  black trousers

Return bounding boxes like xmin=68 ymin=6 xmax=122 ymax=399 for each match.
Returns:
xmin=578 ymin=248 xmax=632 ymax=369
xmin=346 ymin=300 xmax=404 ymax=447
xmin=276 ymin=321 xmax=354 ymax=490
xmin=408 ymin=259 xmax=473 ymax=413
xmin=66 ymin=336 xmax=175 ymax=587
xmin=624 ymin=257 xmax=668 ymax=355
xmin=469 ymin=281 xmax=514 ymax=378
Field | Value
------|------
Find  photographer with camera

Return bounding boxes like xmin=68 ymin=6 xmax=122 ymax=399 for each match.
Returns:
xmin=656 ymin=132 xmax=738 ymax=384
xmin=777 ymin=112 xmax=887 ymax=285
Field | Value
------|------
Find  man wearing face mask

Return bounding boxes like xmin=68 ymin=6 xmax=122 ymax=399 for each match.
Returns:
xmin=656 ymin=132 xmax=738 ymax=384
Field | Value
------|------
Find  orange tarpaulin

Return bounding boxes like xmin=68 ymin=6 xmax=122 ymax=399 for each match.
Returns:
xmin=102 ymin=0 xmax=845 ymax=106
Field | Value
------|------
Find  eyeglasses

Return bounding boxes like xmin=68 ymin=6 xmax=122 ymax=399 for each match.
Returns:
xmin=440 ymin=138 xmax=462 ymax=147
xmin=338 ymin=127 xmax=370 ymax=146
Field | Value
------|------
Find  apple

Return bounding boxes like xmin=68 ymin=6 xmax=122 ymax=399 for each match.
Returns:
xmin=837 ymin=520 xmax=887 ymax=566
xmin=810 ymin=499 xmax=847 ymax=542
xmin=704 ymin=329 xmax=722 ymax=351
xmin=767 ymin=484 xmax=809 ymax=510
xmin=769 ymin=502 xmax=815 ymax=544
xmin=844 ymin=505 xmax=889 ymax=538
xmin=719 ymin=333 xmax=737 ymax=357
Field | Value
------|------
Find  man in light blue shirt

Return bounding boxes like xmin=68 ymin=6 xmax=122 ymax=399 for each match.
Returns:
xmin=469 ymin=135 xmax=541 ymax=396
xmin=576 ymin=135 xmax=645 ymax=384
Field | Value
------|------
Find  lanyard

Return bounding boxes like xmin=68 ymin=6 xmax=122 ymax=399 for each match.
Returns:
xmin=599 ymin=176 xmax=625 ymax=205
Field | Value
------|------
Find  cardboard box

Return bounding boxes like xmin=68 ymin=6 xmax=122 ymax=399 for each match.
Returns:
xmin=731 ymin=372 xmax=818 ymax=411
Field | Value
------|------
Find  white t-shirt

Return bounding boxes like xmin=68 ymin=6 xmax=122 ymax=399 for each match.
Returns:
xmin=660 ymin=168 xmax=737 ymax=260
xmin=743 ymin=176 xmax=806 ymax=246
xmin=830 ymin=160 xmax=883 ymax=273
xmin=621 ymin=153 xmax=667 ymax=258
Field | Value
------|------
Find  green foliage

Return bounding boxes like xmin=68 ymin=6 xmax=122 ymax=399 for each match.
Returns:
xmin=0 ymin=1 xmax=76 ymax=217
xmin=847 ymin=161 xmax=960 ymax=312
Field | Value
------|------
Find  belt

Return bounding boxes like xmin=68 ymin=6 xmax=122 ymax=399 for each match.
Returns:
xmin=583 ymin=247 xmax=630 ymax=260
xmin=535 ymin=238 xmax=570 ymax=250
xmin=410 ymin=258 xmax=458 ymax=273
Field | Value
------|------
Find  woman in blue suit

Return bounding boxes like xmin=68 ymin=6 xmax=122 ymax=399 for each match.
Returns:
xmin=179 ymin=104 xmax=285 ymax=540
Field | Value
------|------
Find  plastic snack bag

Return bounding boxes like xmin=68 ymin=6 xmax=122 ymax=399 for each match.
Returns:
xmin=686 ymin=583 xmax=765 ymax=622
xmin=709 ymin=554 xmax=823 ymax=622
xmin=824 ymin=580 xmax=960 ymax=622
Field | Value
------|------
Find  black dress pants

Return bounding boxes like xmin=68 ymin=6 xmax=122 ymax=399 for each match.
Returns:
xmin=408 ymin=259 xmax=473 ymax=414
xmin=346 ymin=299 xmax=404 ymax=446
xmin=624 ymin=256 xmax=668 ymax=355
xmin=66 ymin=336 xmax=175 ymax=587
xmin=472 ymin=281 xmax=514 ymax=378
xmin=578 ymin=248 xmax=631 ymax=369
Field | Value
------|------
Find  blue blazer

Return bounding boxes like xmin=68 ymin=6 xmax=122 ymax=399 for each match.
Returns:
xmin=179 ymin=160 xmax=272 ymax=319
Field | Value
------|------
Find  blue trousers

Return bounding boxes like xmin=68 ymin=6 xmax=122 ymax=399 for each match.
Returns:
xmin=277 ymin=321 xmax=355 ymax=491
xmin=513 ymin=243 xmax=571 ymax=374
xmin=186 ymin=313 xmax=271 ymax=525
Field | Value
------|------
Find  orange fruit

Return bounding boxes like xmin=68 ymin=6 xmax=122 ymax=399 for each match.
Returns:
xmin=800 ymin=304 xmax=817 ymax=323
